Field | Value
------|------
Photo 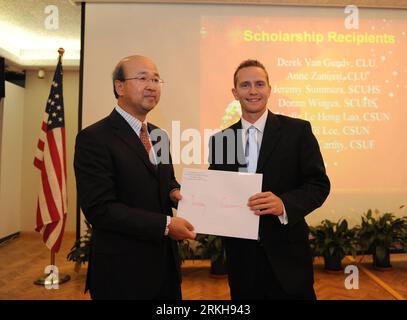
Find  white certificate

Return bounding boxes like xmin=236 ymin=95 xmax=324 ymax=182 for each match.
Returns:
xmin=177 ymin=168 xmax=263 ymax=240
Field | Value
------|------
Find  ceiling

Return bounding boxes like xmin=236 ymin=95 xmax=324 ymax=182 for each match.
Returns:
xmin=0 ymin=0 xmax=81 ymax=71
xmin=1 ymin=0 xmax=406 ymax=71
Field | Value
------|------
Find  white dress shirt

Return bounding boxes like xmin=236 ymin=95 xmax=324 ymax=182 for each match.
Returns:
xmin=241 ymin=109 xmax=288 ymax=225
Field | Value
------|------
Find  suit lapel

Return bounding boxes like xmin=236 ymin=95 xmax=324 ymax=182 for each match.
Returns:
xmin=256 ymin=111 xmax=282 ymax=172
xmin=108 ymin=110 xmax=158 ymax=178
xmin=150 ymin=124 xmax=163 ymax=182
xmin=150 ymin=125 xmax=171 ymax=213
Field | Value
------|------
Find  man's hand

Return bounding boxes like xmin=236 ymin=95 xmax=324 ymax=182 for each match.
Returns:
xmin=248 ymin=191 xmax=284 ymax=216
xmin=169 ymin=189 xmax=182 ymax=204
xmin=168 ymin=216 xmax=196 ymax=240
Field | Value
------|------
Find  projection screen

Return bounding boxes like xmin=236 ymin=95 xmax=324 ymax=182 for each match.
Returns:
xmin=81 ymin=2 xmax=407 ymax=226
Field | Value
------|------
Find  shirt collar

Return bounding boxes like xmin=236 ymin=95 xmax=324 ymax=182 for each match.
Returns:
xmin=241 ymin=109 xmax=268 ymax=133
xmin=115 ymin=105 xmax=148 ymax=136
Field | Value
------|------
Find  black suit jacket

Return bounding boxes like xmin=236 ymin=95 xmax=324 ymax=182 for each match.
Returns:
xmin=209 ymin=111 xmax=330 ymax=295
xmin=74 ymin=109 xmax=180 ymax=299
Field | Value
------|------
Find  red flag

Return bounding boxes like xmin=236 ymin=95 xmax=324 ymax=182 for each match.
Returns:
xmin=34 ymin=53 xmax=67 ymax=253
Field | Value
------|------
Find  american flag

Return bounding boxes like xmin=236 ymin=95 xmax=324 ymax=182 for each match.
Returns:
xmin=34 ymin=54 xmax=67 ymax=253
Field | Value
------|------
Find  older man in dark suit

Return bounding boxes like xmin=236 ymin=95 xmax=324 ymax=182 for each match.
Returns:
xmin=209 ymin=59 xmax=330 ymax=300
xmin=74 ymin=55 xmax=195 ymax=300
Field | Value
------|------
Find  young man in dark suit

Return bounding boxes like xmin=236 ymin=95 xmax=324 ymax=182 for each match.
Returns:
xmin=209 ymin=59 xmax=330 ymax=300
xmin=74 ymin=55 xmax=195 ymax=300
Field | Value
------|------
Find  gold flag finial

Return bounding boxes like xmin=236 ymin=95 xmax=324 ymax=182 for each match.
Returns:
xmin=58 ymin=48 xmax=65 ymax=57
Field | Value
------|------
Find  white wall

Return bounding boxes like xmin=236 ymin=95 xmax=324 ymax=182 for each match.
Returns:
xmin=0 ymin=81 xmax=24 ymax=239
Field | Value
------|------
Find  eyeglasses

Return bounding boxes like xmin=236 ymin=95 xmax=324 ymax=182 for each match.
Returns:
xmin=122 ymin=76 xmax=164 ymax=86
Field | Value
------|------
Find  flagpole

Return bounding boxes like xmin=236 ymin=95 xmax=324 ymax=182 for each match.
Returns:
xmin=34 ymin=48 xmax=70 ymax=287
xmin=58 ymin=47 xmax=65 ymax=60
